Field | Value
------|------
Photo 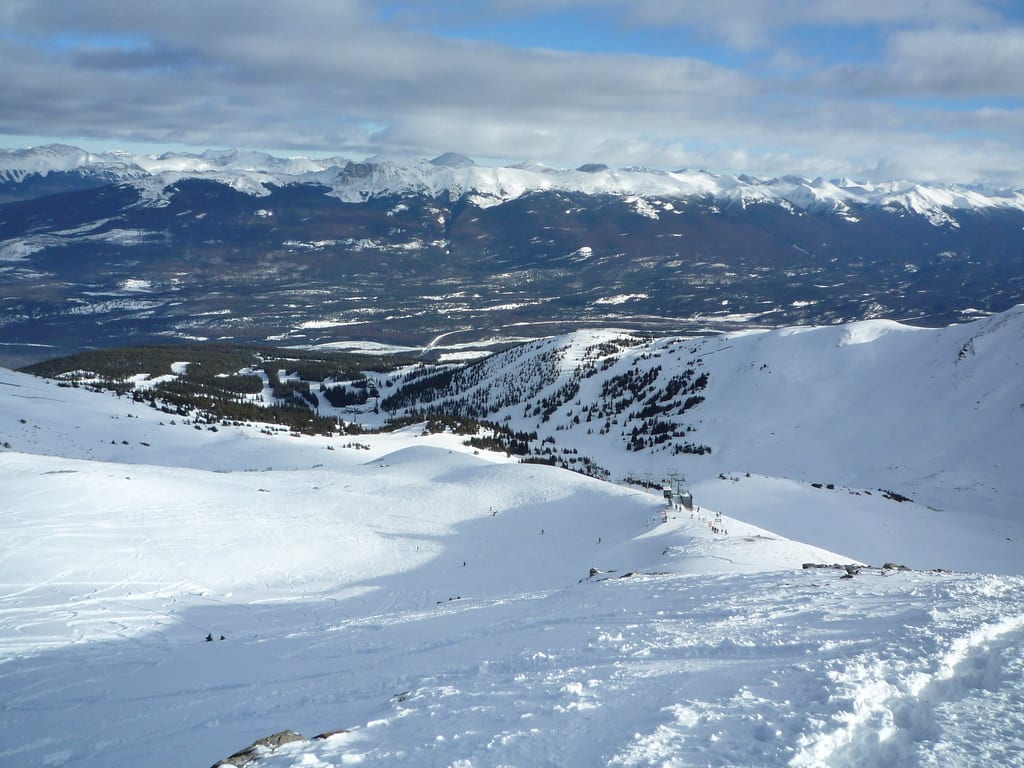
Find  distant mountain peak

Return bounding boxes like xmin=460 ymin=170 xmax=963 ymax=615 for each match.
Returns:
xmin=430 ymin=152 xmax=475 ymax=168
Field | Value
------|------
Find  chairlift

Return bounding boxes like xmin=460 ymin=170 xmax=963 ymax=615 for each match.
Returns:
xmin=675 ymin=490 xmax=694 ymax=510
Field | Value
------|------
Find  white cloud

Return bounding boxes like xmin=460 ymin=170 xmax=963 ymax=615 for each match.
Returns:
xmin=488 ymin=0 xmax=1002 ymax=48
xmin=0 ymin=0 xmax=1022 ymax=183
xmin=886 ymin=27 xmax=1024 ymax=97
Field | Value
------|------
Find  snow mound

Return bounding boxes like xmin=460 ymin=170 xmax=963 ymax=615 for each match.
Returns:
xmin=837 ymin=319 xmax=913 ymax=346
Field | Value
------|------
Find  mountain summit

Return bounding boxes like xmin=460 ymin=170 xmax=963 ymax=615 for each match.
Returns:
xmin=429 ymin=151 xmax=476 ymax=168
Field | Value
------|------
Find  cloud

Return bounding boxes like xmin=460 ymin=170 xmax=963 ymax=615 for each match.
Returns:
xmin=885 ymin=27 xmax=1024 ymax=97
xmin=0 ymin=2 xmax=752 ymax=143
xmin=810 ymin=26 xmax=1024 ymax=102
xmin=484 ymin=0 xmax=1003 ymax=48
xmin=0 ymin=0 xmax=1022 ymax=183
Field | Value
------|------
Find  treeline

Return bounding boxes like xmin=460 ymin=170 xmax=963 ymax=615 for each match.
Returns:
xmin=379 ymin=367 xmax=458 ymax=411
xmin=22 ymin=343 xmax=412 ymax=383
xmin=381 ymin=413 xmax=537 ymax=456
xmin=128 ymin=381 xmax=343 ymax=435
xmin=321 ymin=378 xmax=380 ymax=408
xmin=22 ymin=342 xmax=415 ymax=436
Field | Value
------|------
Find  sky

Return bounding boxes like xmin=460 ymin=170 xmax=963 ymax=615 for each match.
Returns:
xmin=1 ymin=0 xmax=1023 ymax=184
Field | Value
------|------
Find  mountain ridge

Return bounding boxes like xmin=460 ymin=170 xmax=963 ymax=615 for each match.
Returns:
xmin=3 ymin=143 xmax=1023 ymax=222
xmin=13 ymin=304 xmax=1022 ymax=574
xmin=3 ymin=144 xmax=1022 ymax=371
xmin=378 ymin=304 xmax=1024 ymax=553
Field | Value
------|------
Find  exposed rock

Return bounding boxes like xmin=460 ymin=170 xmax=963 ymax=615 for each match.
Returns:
xmin=803 ymin=561 xmax=952 ymax=577
xmin=314 ymin=729 xmax=351 ymax=740
xmin=212 ymin=730 xmax=307 ymax=767
xmin=840 ymin=564 xmax=861 ymax=579
xmin=879 ymin=488 xmax=913 ymax=503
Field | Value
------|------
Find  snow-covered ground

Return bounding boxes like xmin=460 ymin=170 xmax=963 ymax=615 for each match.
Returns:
xmin=378 ymin=305 xmax=1024 ymax=576
xmin=1 ymin=315 xmax=1023 ymax=767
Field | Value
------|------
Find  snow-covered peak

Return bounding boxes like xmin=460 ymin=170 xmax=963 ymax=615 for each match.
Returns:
xmin=0 ymin=143 xmax=96 ymax=173
xmin=0 ymin=143 xmax=146 ymax=183
xmin=2 ymin=143 xmax=1024 ymax=223
xmin=429 ymin=151 xmax=475 ymax=168
xmin=137 ymin=148 xmax=348 ymax=176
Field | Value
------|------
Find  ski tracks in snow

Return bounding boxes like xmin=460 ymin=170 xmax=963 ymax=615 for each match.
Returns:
xmin=598 ymin=572 xmax=1024 ymax=768
xmin=241 ymin=571 xmax=1024 ymax=768
xmin=791 ymin=579 xmax=1024 ymax=768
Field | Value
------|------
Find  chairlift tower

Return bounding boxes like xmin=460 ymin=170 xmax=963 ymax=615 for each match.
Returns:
xmin=664 ymin=473 xmax=693 ymax=510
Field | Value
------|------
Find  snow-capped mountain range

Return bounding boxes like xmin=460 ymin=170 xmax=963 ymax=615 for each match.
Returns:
xmin=3 ymin=143 xmax=1023 ymax=373
xmin=4 ymin=143 xmax=1024 ymax=225
xmin=1 ymin=307 xmax=1022 ymax=767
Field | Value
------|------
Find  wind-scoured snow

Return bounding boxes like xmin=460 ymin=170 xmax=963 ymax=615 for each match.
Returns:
xmin=1 ymin=309 xmax=1023 ymax=767
xmin=4 ymin=144 xmax=1024 ymax=225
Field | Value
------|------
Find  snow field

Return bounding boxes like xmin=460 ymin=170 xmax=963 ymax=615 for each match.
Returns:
xmin=0 ymin=445 xmax=666 ymax=654
xmin=691 ymin=473 xmax=1022 ymax=574
xmin=31 ymin=567 xmax=1005 ymax=768
xmin=2 ymin=306 xmax=1024 ymax=766
xmin=2 ymin=431 xmax=1021 ymax=766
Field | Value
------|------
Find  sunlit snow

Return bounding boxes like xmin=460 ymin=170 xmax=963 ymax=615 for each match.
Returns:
xmin=1 ymin=309 xmax=1023 ymax=767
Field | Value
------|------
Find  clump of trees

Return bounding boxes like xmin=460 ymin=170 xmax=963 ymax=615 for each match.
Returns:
xmin=20 ymin=342 xmax=413 ymax=436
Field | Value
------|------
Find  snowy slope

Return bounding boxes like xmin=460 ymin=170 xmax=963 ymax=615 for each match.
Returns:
xmin=381 ymin=306 xmax=1024 ymax=574
xmin=3 ymin=143 xmax=1023 ymax=223
xmin=2 ymin=308 xmax=1023 ymax=767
